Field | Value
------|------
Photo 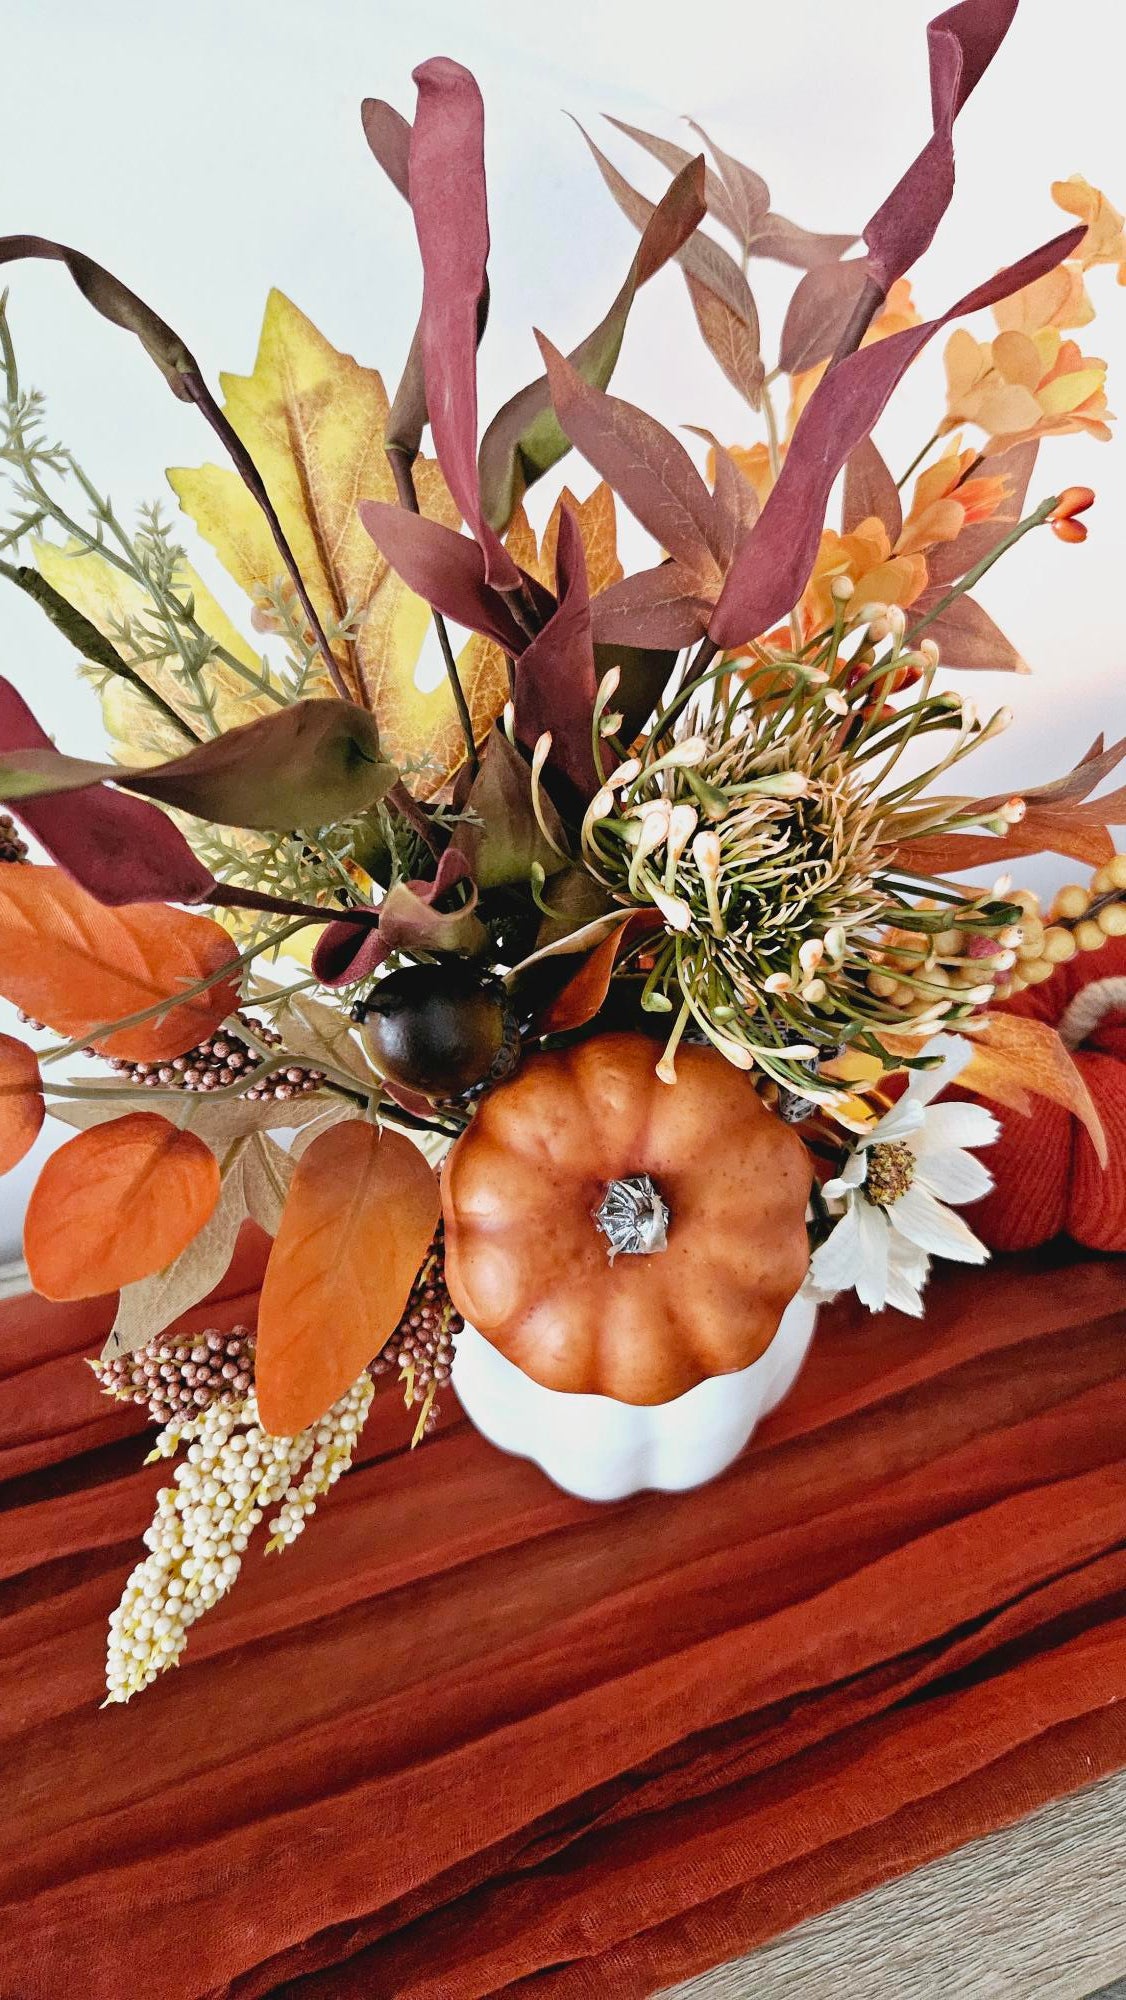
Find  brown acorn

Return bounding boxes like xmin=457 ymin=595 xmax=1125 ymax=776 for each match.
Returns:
xmin=359 ymin=962 xmax=513 ymax=1099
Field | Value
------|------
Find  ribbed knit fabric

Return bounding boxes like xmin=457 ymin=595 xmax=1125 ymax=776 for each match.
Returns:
xmin=0 ymin=1228 xmax=1124 ymax=1996
xmin=970 ymin=935 xmax=1126 ymax=1253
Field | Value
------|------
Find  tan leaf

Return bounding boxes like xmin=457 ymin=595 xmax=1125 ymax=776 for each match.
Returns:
xmin=104 ymin=1131 xmax=293 ymax=1357
xmin=49 ymin=1088 xmax=337 ymax=1142
xmin=962 ymin=1012 xmax=1107 ymax=1165
xmin=247 ymin=985 xmax=376 ymax=1083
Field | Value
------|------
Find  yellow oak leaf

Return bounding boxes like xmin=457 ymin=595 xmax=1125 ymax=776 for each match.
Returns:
xmin=167 ymin=289 xmax=469 ymax=788
xmin=31 ymin=537 xmax=267 ymax=763
xmin=455 ymin=482 xmax=623 ymax=735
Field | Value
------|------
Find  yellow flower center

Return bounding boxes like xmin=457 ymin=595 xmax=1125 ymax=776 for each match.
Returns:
xmin=864 ymin=1140 xmax=916 ymax=1207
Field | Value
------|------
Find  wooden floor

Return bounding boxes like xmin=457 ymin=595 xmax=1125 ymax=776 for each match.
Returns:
xmin=662 ymin=1768 xmax=1126 ymax=1998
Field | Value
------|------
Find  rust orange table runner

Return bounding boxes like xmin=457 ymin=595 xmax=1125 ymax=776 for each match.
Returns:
xmin=2 ymin=1231 xmax=1125 ymax=1998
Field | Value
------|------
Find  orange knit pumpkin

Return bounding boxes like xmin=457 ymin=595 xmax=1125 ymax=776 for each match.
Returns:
xmin=970 ymin=934 xmax=1126 ymax=1252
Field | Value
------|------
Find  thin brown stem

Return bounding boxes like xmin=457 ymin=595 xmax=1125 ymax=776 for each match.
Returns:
xmin=387 ymin=444 xmax=479 ymax=778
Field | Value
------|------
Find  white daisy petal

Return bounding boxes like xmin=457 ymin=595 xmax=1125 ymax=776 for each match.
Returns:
xmin=912 ymin=1101 xmax=999 ymax=1155
xmin=884 ymin=1257 xmax=927 ymax=1316
xmin=810 ymin=1201 xmax=865 ymax=1291
xmin=871 ymin=1098 xmax=926 ymax=1144
xmin=888 ymin=1231 xmax=930 ymax=1297
xmin=853 ymin=1199 xmax=891 ymax=1311
xmin=907 ymin=1034 xmax=973 ymax=1107
xmin=917 ymin=1147 xmax=994 ymax=1204
xmin=890 ymin=1183 xmax=990 ymax=1264
xmin=822 ymin=1153 xmax=868 ymax=1200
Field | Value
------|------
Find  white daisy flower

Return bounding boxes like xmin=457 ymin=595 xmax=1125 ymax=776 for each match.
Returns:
xmin=809 ymin=1036 xmax=999 ymax=1317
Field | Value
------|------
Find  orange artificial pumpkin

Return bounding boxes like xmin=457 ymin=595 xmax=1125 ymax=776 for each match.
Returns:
xmin=441 ymin=1032 xmax=813 ymax=1405
xmin=970 ymin=934 xmax=1126 ymax=1253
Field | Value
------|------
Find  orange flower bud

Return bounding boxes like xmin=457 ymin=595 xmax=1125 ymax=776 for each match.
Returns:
xmin=1051 ymin=517 xmax=1088 ymax=544
xmin=1049 ymin=485 xmax=1096 ymax=521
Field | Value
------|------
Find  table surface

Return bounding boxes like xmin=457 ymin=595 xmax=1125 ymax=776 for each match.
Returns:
xmin=662 ymin=1767 xmax=1126 ymax=1999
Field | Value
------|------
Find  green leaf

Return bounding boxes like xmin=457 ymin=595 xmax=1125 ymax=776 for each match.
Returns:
xmin=0 ymin=700 xmax=399 ymax=832
xmin=456 ymin=725 xmax=568 ymax=890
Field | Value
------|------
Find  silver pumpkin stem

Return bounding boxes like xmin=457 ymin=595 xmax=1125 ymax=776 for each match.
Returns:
xmin=594 ymin=1175 xmax=670 ymax=1262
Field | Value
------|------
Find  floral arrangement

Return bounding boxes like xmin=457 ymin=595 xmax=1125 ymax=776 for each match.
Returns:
xmin=0 ymin=0 xmax=1123 ymax=1699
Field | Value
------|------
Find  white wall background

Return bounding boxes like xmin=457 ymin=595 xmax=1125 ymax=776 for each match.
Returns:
xmin=0 ymin=0 xmax=1123 ymax=1248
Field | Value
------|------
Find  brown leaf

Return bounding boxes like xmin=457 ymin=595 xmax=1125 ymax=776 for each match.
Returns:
xmin=538 ymin=335 xmax=723 ymax=583
xmin=684 ymin=273 xmax=763 ymax=408
xmin=842 ymin=438 xmax=902 ymax=541
xmin=535 ymin=910 xmax=661 ymax=1033
xmin=602 ymin=116 xmax=739 ymax=235
xmin=589 ymin=563 xmax=712 ymax=648
xmin=913 ymin=592 xmax=1028 ymax=673
xmin=684 ymin=121 xmax=769 ymax=246
xmin=779 ymin=260 xmax=870 ymax=374
xmin=923 ymin=440 xmax=1039 ymax=587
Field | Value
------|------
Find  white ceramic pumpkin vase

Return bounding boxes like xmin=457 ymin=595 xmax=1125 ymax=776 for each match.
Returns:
xmin=443 ymin=1035 xmax=818 ymax=1504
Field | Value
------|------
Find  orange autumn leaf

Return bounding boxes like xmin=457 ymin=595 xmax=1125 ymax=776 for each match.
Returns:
xmin=535 ymin=910 xmax=662 ymax=1035
xmin=256 ymin=1120 xmax=440 ymax=1436
xmin=961 ymin=1013 xmax=1107 ymax=1166
xmin=0 ymin=867 xmax=240 ymax=1061
xmin=0 ymin=1034 xmax=44 ymax=1174
xmin=24 ymin=1113 xmax=221 ymax=1301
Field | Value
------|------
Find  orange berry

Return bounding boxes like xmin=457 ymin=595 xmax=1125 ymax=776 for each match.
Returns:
xmin=1049 ymin=485 xmax=1095 ymax=521
xmin=1052 ymin=517 xmax=1088 ymax=544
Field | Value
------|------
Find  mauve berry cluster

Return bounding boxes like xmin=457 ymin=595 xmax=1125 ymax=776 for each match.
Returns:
xmin=0 ymin=814 xmax=28 ymax=863
xmin=106 ymin=1015 xmax=325 ymax=1100
xmin=372 ymin=1227 xmax=462 ymax=1442
xmin=93 ymin=1326 xmax=257 ymax=1427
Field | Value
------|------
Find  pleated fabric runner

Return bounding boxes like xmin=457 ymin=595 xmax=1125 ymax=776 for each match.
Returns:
xmin=2 ymin=1231 xmax=1125 ymax=1999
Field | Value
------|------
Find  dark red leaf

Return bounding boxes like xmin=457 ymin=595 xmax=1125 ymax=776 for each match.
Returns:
xmin=357 ymin=504 xmax=534 ymax=653
xmin=311 ymin=921 xmax=388 ymax=989
xmin=0 ymin=678 xmax=216 ymax=906
xmin=589 ymin=564 xmax=712 ymax=649
xmin=408 ymin=59 xmax=519 ymax=590
xmin=513 ymin=506 xmax=601 ymax=801
xmin=538 ymin=335 xmax=723 ymax=581
xmin=779 ymin=260 xmax=870 ymax=375
xmin=862 ymin=0 xmax=1019 ymax=301
xmin=478 ymin=157 xmax=706 ymax=530
xmin=709 ymin=225 xmax=1084 ymax=649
